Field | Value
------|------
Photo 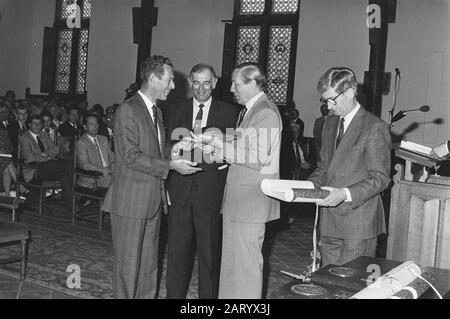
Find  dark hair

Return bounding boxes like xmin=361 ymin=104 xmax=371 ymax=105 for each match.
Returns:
xmin=140 ymin=55 xmax=174 ymax=86
xmin=317 ymin=67 xmax=357 ymax=95
xmin=41 ymin=111 xmax=52 ymax=120
xmin=189 ymin=63 xmax=217 ymax=79
xmin=91 ymin=104 xmax=104 ymax=117
xmin=85 ymin=112 xmax=99 ymax=124
xmin=235 ymin=62 xmax=268 ymax=91
xmin=30 ymin=114 xmax=42 ymax=123
xmin=67 ymin=106 xmax=79 ymax=115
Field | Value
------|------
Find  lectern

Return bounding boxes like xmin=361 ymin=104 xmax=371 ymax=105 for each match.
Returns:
xmin=387 ymin=147 xmax=450 ymax=270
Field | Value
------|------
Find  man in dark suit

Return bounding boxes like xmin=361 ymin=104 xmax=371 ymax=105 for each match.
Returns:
xmin=308 ymin=67 xmax=391 ymax=266
xmin=108 ymin=55 xmax=201 ymax=299
xmin=8 ymin=104 xmax=29 ymax=160
xmin=19 ymin=115 xmax=73 ymax=210
xmin=58 ymin=107 xmax=84 ymax=139
xmin=165 ymin=64 xmax=239 ymax=299
xmin=312 ymin=104 xmax=329 ymax=163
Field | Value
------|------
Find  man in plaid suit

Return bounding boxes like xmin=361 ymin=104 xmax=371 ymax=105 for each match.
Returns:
xmin=109 ymin=56 xmax=201 ymax=299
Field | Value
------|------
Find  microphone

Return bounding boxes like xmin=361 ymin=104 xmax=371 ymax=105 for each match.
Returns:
xmin=389 ymin=105 xmax=431 ymax=128
xmin=403 ymin=105 xmax=430 ymax=113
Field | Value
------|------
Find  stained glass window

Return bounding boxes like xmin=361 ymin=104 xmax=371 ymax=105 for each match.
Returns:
xmin=236 ymin=26 xmax=261 ymax=65
xmin=240 ymin=0 xmax=266 ymax=15
xmin=272 ymin=0 xmax=298 ymax=14
xmin=267 ymin=26 xmax=293 ymax=105
xmin=53 ymin=0 xmax=90 ymax=95
xmin=55 ymin=30 xmax=74 ymax=94
xmin=75 ymin=29 xmax=89 ymax=94
xmin=82 ymin=0 xmax=92 ymax=18
xmin=57 ymin=0 xmax=77 ymax=20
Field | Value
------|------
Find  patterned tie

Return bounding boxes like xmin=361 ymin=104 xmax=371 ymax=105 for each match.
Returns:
xmin=36 ymin=136 xmax=46 ymax=153
xmin=336 ymin=118 xmax=345 ymax=148
xmin=193 ymin=104 xmax=204 ymax=131
xmin=237 ymin=107 xmax=248 ymax=128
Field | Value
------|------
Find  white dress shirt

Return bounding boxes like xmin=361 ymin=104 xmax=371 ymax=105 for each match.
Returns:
xmin=192 ymin=98 xmax=212 ymax=129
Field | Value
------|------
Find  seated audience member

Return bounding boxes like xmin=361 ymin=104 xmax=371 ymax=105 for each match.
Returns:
xmin=105 ymin=112 xmax=115 ymax=152
xmin=89 ymin=104 xmax=109 ymax=138
xmin=58 ymin=106 xmax=84 ymax=139
xmin=105 ymin=105 xmax=116 ymax=118
xmin=49 ymin=103 xmax=62 ymax=129
xmin=76 ymin=114 xmax=115 ymax=189
xmin=4 ymin=90 xmax=16 ymax=104
xmin=7 ymin=104 xmax=29 ymax=160
xmin=313 ymin=104 xmax=329 ymax=164
xmin=0 ymin=101 xmax=21 ymax=197
xmin=19 ymin=115 xmax=73 ymax=209
xmin=41 ymin=111 xmax=57 ymax=143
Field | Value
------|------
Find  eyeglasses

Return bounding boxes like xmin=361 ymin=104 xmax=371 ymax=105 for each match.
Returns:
xmin=320 ymin=89 xmax=348 ymax=105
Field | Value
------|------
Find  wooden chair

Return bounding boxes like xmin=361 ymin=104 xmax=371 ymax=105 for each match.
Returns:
xmin=72 ymin=144 xmax=108 ymax=231
xmin=0 ymin=195 xmax=20 ymax=222
xmin=0 ymin=221 xmax=30 ymax=280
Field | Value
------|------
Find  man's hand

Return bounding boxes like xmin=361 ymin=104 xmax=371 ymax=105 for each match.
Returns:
xmin=431 ymin=142 xmax=449 ymax=159
xmin=191 ymin=133 xmax=224 ymax=150
xmin=318 ymin=187 xmax=347 ymax=207
xmin=170 ymin=159 xmax=202 ymax=175
xmin=171 ymin=138 xmax=194 ymax=160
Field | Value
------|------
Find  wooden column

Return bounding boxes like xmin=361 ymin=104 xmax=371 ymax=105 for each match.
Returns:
xmin=365 ymin=0 xmax=396 ymax=116
xmin=135 ymin=0 xmax=158 ymax=84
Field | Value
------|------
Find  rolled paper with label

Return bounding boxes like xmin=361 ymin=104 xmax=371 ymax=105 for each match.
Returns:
xmin=284 ymin=188 xmax=330 ymax=203
xmin=390 ymin=272 xmax=436 ymax=299
xmin=261 ymin=179 xmax=316 ymax=202
xmin=351 ymin=261 xmax=422 ymax=299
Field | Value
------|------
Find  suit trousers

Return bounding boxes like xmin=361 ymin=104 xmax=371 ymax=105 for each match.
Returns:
xmin=36 ymin=159 xmax=72 ymax=206
xmin=320 ymin=236 xmax=377 ymax=267
xmin=166 ymin=183 xmax=222 ymax=299
xmin=219 ymin=217 xmax=266 ymax=299
xmin=110 ymin=210 xmax=161 ymax=299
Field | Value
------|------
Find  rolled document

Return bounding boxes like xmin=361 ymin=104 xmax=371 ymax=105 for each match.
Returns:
xmin=351 ymin=261 xmax=422 ymax=299
xmin=390 ymin=272 xmax=436 ymax=299
xmin=261 ymin=179 xmax=327 ymax=203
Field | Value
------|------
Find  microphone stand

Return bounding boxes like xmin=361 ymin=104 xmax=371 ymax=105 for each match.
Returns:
xmin=389 ymin=70 xmax=401 ymax=125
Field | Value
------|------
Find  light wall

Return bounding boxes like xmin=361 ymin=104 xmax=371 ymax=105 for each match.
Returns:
xmin=86 ymin=0 xmax=140 ymax=107
xmin=382 ymin=0 xmax=450 ymax=146
xmin=295 ymin=0 xmax=370 ymax=137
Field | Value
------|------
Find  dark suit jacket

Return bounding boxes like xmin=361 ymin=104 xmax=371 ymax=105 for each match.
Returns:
xmin=308 ymin=106 xmax=391 ymax=240
xmin=313 ymin=116 xmax=326 ymax=162
xmin=110 ymin=93 xmax=170 ymax=219
xmin=7 ymin=120 xmax=29 ymax=159
xmin=165 ymin=98 xmax=239 ymax=210
xmin=58 ymin=121 xmax=84 ymax=139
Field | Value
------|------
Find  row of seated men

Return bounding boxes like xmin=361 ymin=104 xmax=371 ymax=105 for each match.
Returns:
xmin=0 ymin=98 xmax=115 ymax=212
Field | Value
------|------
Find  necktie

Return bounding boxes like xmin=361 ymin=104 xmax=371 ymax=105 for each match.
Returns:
xmin=152 ymin=105 xmax=159 ymax=134
xmin=94 ymin=137 xmax=107 ymax=168
xmin=237 ymin=107 xmax=248 ymax=128
xmin=193 ymin=104 xmax=204 ymax=131
xmin=36 ymin=136 xmax=46 ymax=153
xmin=152 ymin=105 xmax=162 ymax=153
xmin=336 ymin=118 xmax=345 ymax=148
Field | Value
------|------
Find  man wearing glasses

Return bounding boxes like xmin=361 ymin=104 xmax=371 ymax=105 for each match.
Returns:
xmin=308 ymin=67 xmax=392 ymax=266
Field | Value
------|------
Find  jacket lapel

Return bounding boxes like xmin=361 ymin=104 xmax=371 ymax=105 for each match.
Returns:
xmin=240 ymin=94 xmax=266 ymax=129
xmin=326 ymin=107 xmax=366 ymax=181
xmin=184 ymin=99 xmax=194 ymax=130
xmin=135 ymin=94 xmax=161 ymax=156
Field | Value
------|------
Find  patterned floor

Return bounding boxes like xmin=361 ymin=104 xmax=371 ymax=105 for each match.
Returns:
xmin=0 ymin=198 xmax=316 ymax=299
